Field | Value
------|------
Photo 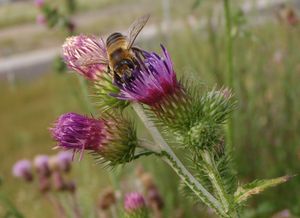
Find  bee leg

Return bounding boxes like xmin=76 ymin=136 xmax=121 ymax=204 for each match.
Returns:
xmin=107 ymin=66 xmax=113 ymax=77
xmin=113 ymin=72 xmax=124 ymax=85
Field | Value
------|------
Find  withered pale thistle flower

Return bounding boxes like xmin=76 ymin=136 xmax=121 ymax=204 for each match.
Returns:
xmin=50 ymin=112 xmax=137 ymax=166
xmin=124 ymin=192 xmax=148 ymax=217
xmin=12 ymin=160 xmax=33 ymax=182
xmin=62 ymin=35 xmax=107 ymax=80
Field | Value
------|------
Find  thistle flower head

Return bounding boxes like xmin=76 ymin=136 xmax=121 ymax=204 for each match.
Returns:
xmin=62 ymin=35 xmax=107 ymax=80
xmin=50 ymin=112 xmax=137 ymax=166
xmin=116 ymin=46 xmax=183 ymax=107
xmin=51 ymin=113 xmax=106 ymax=154
xmin=12 ymin=160 xmax=33 ymax=182
xmin=33 ymin=155 xmax=51 ymax=177
xmin=124 ymin=192 xmax=146 ymax=213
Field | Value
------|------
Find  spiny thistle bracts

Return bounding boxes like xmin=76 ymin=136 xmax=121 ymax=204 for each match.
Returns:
xmin=93 ymin=73 xmax=129 ymax=112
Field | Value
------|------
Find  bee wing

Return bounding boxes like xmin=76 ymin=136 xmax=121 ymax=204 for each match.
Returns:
xmin=76 ymin=57 xmax=108 ymax=66
xmin=127 ymin=14 xmax=150 ymax=49
xmin=76 ymin=37 xmax=109 ymax=67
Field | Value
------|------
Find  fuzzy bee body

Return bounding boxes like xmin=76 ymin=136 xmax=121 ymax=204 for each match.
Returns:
xmin=77 ymin=15 xmax=150 ymax=84
xmin=106 ymin=32 xmax=137 ymax=82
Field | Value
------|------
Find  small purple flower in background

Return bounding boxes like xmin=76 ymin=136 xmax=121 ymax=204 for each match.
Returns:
xmin=34 ymin=0 xmax=44 ymax=8
xmin=124 ymin=192 xmax=146 ymax=213
xmin=50 ymin=113 xmax=106 ymax=159
xmin=62 ymin=35 xmax=107 ymax=80
xmin=33 ymin=155 xmax=51 ymax=177
xmin=56 ymin=151 xmax=73 ymax=172
xmin=115 ymin=46 xmax=183 ymax=106
xmin=36 ymin=14 xmax=46 ymax=25
xmin=12 ymin=160 xmax=33 ymax=182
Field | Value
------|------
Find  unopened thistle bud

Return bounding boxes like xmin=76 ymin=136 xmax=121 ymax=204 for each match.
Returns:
xmin=33 ymin=155 xmax=51 ymax=177
xmin=62 ymin=35 xmax=107 ymax=80
xmin=124 ymin=192 xmax=148 ymax=218
xmin=50 ymin=112 xmax=137 ymax=166
xmin=12 ymin=160 xmax=33 ymax=182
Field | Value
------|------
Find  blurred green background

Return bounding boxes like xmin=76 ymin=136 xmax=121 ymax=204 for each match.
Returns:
xmin=0 ymin=0 xmax=299 ymax=217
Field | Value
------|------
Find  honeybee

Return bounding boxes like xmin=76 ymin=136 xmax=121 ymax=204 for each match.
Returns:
xmin=79 ymin=15 xmax=150 ymax=83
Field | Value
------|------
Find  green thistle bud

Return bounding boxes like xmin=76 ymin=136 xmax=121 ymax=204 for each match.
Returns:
xmin=93 ymin=73 xmax=129 ymax=112
xmin=200 ymin=87 xmax=235 ymax=124
xmin=182 ymin=122 xmax=221 ymax=149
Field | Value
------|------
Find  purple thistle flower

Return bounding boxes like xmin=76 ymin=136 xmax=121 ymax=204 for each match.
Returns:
xmin=33 ymin=155 xmax=51 ymax=177
xmin=115 ymin=46 xmax=184 ymax=106
xmin=62 ymin=35 xmax=107 ymax=80
xmin=124 ymin=192 xmax=146 ymax=213
xmin=12 ymin=160 xmax=33 ymax=182
xmin=50 ymin=113 xmax=106 ymax=159
xmin=50 ymin=112 xmax=137 ymax=164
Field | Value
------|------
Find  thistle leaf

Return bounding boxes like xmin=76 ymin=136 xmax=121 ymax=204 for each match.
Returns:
xmin=234 ymin=175 xmax=293 ymax=204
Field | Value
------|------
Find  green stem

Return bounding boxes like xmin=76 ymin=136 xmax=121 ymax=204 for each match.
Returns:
xmin=223 ymin=0 xmax=234 ymax=153
xmin=132 ymin=151 xmax=155 ymax=160
xmin=132 ymin=103 xmax=228 ymax=217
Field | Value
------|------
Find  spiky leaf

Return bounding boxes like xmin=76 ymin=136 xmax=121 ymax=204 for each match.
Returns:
xmin=234 ymin=175 xmax=293 ymax=204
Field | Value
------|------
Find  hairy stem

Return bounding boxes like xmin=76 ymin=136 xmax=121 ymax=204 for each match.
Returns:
xmin=223 ymin=0 xmax=234 ymax=152
xmin=132 ymin=103 xmax=227 ymax=217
